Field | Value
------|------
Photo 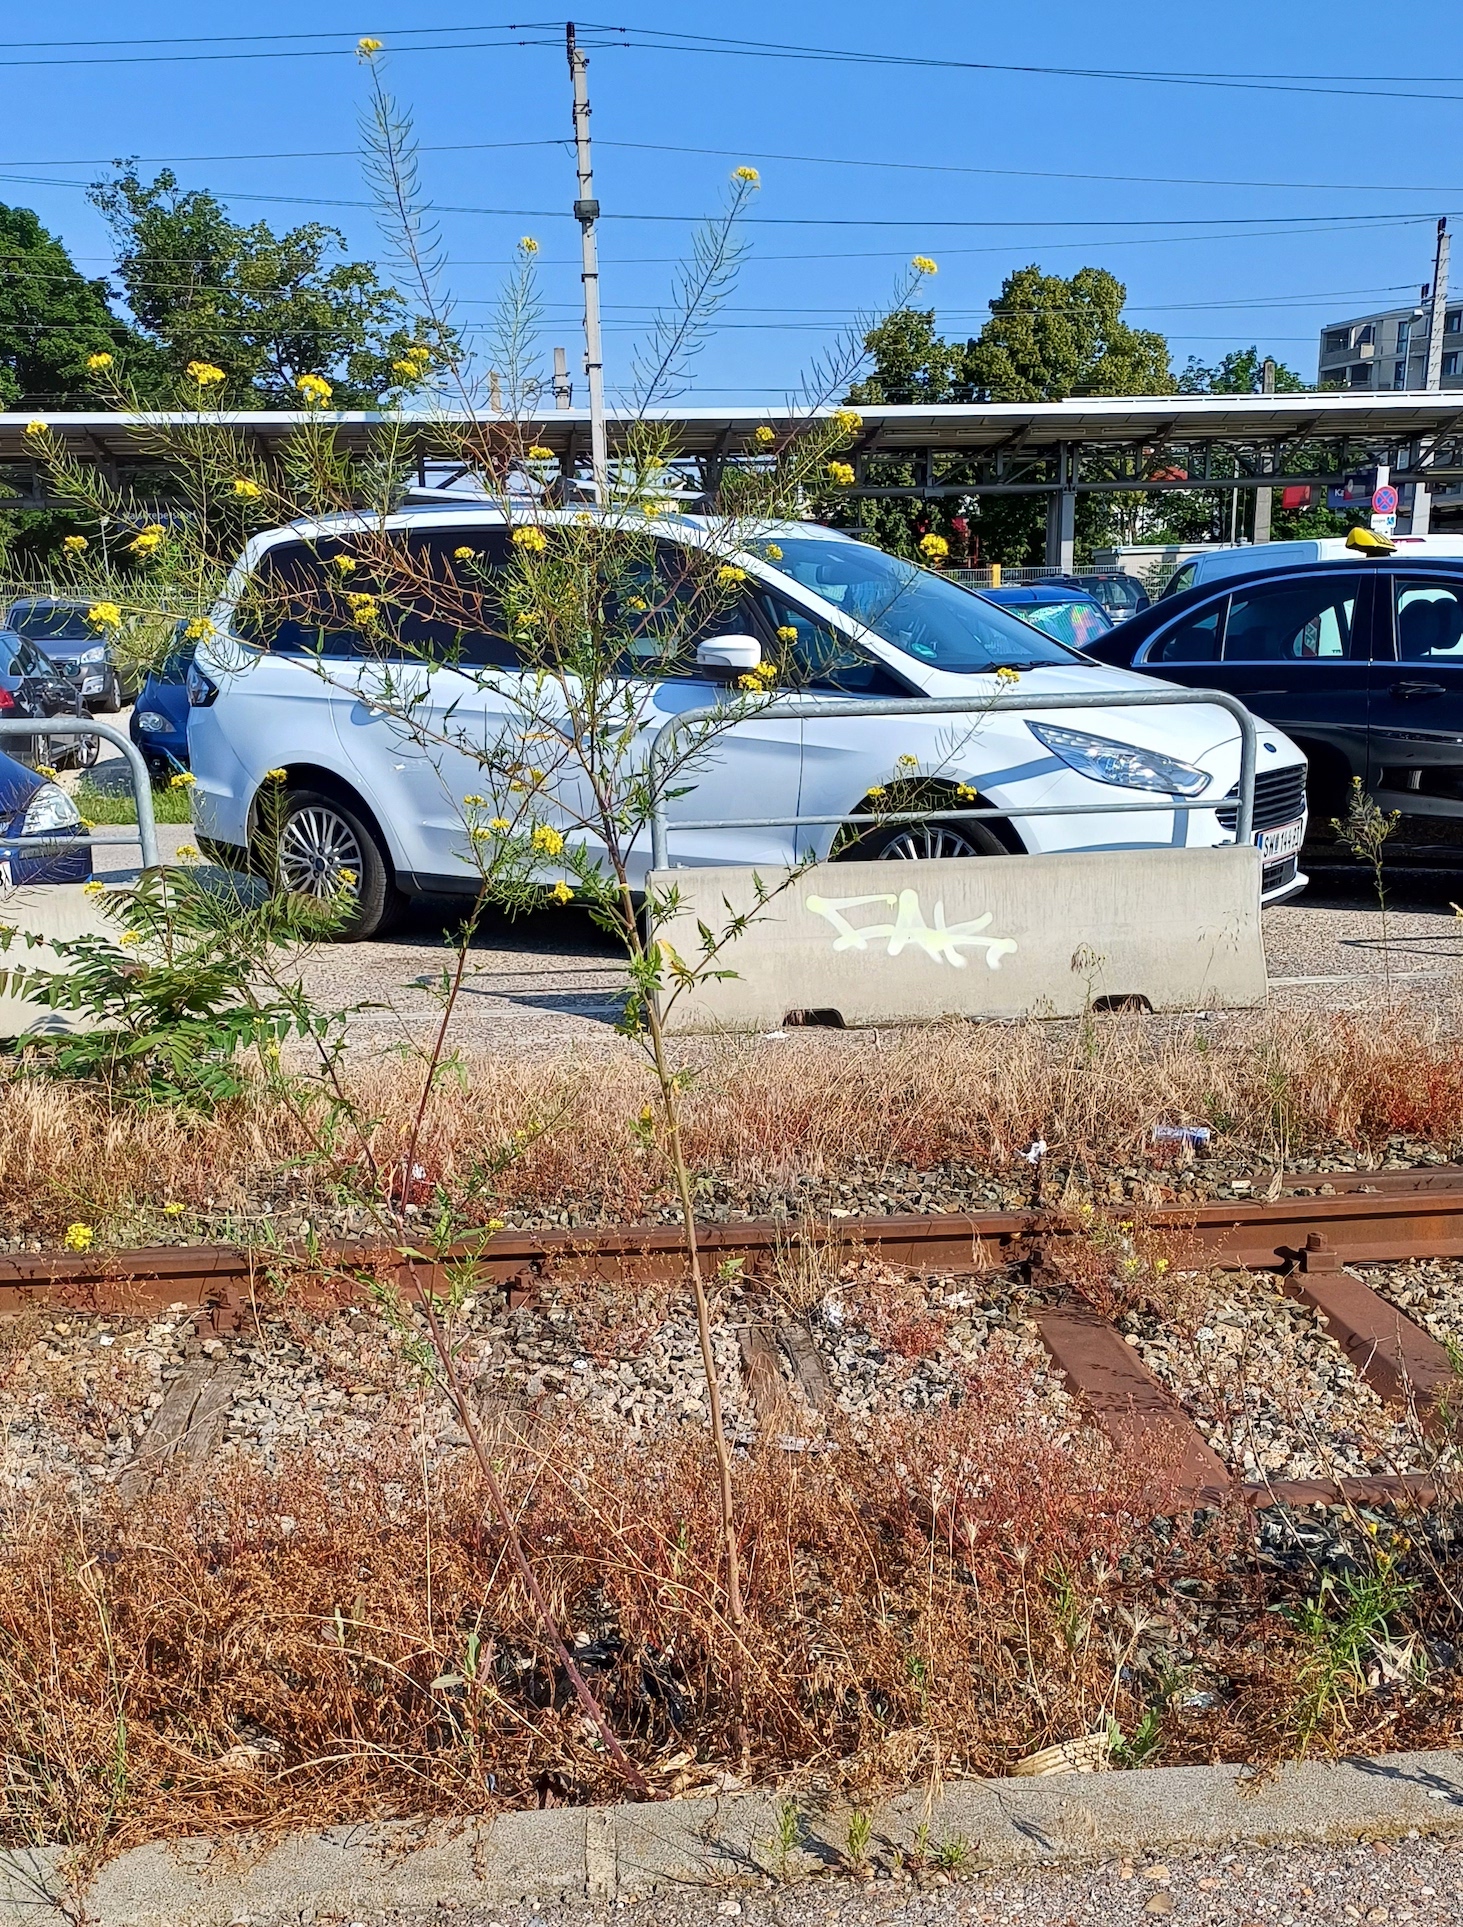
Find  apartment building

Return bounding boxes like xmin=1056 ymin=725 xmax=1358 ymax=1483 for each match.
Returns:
xmin=1317 ymin=300 xmax=1463 ymax=389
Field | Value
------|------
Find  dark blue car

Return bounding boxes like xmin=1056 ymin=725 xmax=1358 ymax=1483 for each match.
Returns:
xmin=129 ymin=640 xmax=193 ymax=780
xmin=0 ymin=748 xmax=93 ymax=885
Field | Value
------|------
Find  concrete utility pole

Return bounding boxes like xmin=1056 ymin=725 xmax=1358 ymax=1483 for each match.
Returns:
xmin=1251 ymin=356 xmax=1277 ymax=544
xmin=566 ymin=22 xmax=608 ymax=497
xmin=1409 ymin=218 xmax=1451 ymax=535
xmin=552 ymin=345 xmax=572 ymax=408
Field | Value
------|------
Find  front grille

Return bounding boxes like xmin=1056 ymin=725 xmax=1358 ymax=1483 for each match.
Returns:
xmin=1216 ymin=764 xmax=1307 ymax=834
xmin=1262 ymin=855 xmax=1299 ymax=894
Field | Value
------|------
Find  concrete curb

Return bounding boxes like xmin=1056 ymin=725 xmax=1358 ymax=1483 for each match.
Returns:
xmin=6 ymin=1750 xmax=1462 ymax=1926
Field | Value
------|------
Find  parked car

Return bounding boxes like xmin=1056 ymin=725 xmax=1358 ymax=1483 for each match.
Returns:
xmin=0 ymin=635 xmax=99 ymax=770
xmin=980 ymin=582 xmax=1115 ymax=649
xmin=1084 ymin=554 xmax=1463 ymax=826
xmin=0 ymin=747 xmax=92 ymax=886
xmin=187 ymin=509 xmax=1310 ymax=937
xmin=130 ymin=633 xmax=193 ymax=780
xmin=1158 ymin=532 xmax=1463 ymax=601
xmin=0 ymin=596 xmax=135 ymax=711
xmin=1065 ymin=572 xmax=1151 ymax=624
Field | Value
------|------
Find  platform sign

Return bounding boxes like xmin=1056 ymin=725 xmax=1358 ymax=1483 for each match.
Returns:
xmin=1371 ymin=511 xmax=1398 ymax=536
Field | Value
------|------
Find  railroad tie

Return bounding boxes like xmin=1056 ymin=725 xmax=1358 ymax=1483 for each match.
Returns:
xmin=116 ymin=1355 xmax=240 ymax=1506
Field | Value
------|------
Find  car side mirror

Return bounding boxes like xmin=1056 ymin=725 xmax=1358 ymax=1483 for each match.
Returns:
xmin=695 ymin=633 xmax=762 ymax=678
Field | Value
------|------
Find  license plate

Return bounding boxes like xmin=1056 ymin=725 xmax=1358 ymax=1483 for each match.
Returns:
xmin=1256 ymin=817 xmax=1305 ymax=861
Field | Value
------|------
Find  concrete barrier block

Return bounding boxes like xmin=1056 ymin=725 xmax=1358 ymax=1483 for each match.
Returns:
xmin=650 ymin=845 xmax=1266 ymax=1033
xmin=0 ymin=883 xmax=114 ymax=1039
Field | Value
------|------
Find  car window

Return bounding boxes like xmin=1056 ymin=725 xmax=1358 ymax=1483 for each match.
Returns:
xmin=5 ymin=603 xmax=94 ymax=644
xmin=747 ymin=585 xmax=912 ymax=695
xmin=238 ymin=531 xmax=520 ymax=666
xmin=1019 ymin=598 xmax=1112 ymax=648
xmin=1222 ymin=575 xmax=1361 ymax=662
xmin=1160 ymin=563 xmax=1197 ymax=599
xmin=1394 ymin=578 xmax=1463 ymax=660
xmin=1148 ymin=605 xmax=1222 ymax=663
xmin=754 ymin=535 xmax=1080 ymax=673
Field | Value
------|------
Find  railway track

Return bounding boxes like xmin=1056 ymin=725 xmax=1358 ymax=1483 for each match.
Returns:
xmin=6 ymin=1166 xmax=1463 ymax=1514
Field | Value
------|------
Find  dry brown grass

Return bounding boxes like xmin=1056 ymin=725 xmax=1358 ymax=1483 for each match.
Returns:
xmin=4 ymin=1003 xmax=1463 ymax=1242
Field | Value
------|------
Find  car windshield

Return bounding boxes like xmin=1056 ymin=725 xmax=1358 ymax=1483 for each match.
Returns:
xmin=1018 ymin=598 xmax=1113 ymax=649
xmin=6 ymin=603 xmax=94 ymax=644
xmin=757 ymin=537 xmax=1082 ymax=673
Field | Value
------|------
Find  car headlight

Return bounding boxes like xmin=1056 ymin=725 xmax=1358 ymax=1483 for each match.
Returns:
xmin=79 ymin=645 xmax=107 ymax=663
xmin=186 ymin=660 xmax=219 ymax=707
xmin=19 ymin=783 xmax=82 ymax=835
xmin=1028 ymin=721 xmax=1209 ymax=796
xmin=135 ymin=710 xmax=172 ymax=733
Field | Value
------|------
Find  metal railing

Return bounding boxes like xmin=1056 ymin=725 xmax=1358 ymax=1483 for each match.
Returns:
xmin=0 ymin=718 xmax=161 ymax=871
xmin=648 ymin=686 xmax=1258 ymax=872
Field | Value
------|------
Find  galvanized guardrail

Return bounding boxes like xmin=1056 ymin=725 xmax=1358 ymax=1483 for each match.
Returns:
xmin=648 ymin=685 xmax=1258 ymax=872
xmin=0 ymin=717 xmax=161 ymax=871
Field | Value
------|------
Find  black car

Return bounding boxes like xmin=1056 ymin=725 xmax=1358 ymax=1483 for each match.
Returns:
xmin=0 ymin=636 xmax=99 ymax=770
xmin=1083 ymin=556 xmax=1463 ymax=824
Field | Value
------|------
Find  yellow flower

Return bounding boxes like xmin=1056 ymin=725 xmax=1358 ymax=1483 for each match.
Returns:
xmin=469 ymin=825 xmax=491 ymax=842
xmin=82 ymin=879 xmax=106 ymax=897
xmin=163 ymin=1201 xmax=186 ymax=1217
xmin=186 ymin=361 xmax=226 ymax=387
xmin=832 ymin=408 xmax=862 ymax=436
xmin=526 ymin=445 xmax=554 ymax=460
xmin=345 ymin=592 xmax=380 ymax=625
xmin=487 ymin=1217 xmax=506 ymax=1232
xmin=736 ymin=673 xmax=762 ymax=691
xmin=453 ymin=546 xmax=475 ymax=561
xmin=62 ymin=534 xmax=88 ymax=554
xmin=174 ymin=843 xmax=199 ymax=860
xmin=232 ymin=477 xmax=261 ymax=499
xmin=867 ymin=785 xmax=887 ymax=801
xmin=530 ymin=823 xmax=565 ymax=856
xmin=264 ymin=768 xmax=288 ymax=781
xmin=462 ymin=793 xmax=485 ymax=807
xmin=338 ymin=868 xmax=357 ymax=886
xmin=549 ymin=879 xmax=573 ymax=905
xmin=754 ymin=660 xmax=777 ymax=684
xmin=520 ymin=236 xmax=540 ymax=254
xmin=919 ymin=532 xmax=949 ymax=562
xmin=34 ymin=765 xmax=57 ymax=780
xmin=995 ymin=664 xmax=1021 ymax=684
xmin=392 ymin=358 xmax=422 ymax=379
xmin=87 ymin=601 xmax=122 ymax=630
xmin=357 ymin=35 xmax=383 ymax=55
xmin=775 ymin=625 xmax=798 ymax=644
xmin=489 ymin=816 xmax=510 ymax=831
xmin=826 ymin=460 xmax=855 ymax=487
xmin=754 ymin=425 xmax=776 ymax=448
xmin=86 ymin=352 xmax=114 ymax=371
xmin=912 ymin=255 xmax=938 ymax=275
xmin=296 ymin=372 xmax=333 ymax=405
xmin=62 ymin=1223 xmax=94 ymax=1252
xmin=764 ymin=543 xmax=783 ymax=561
xmin=511 ymin=525 xmax=547 ymax=553
xmin=118 ymin=930 xmax=140 ymax=948
xmin=170 ymin=771 xmax=197 ymax=788
xmin=183 ymin=618 xmax=213 ymax=641
xmin=331 ymin=554 xmax=357 ymax=574
xmin=24 ymin=419 xmax=47 ymax=437
xmin=716 ymin=565 xmax=746 ymax=585
xmin=130 ymin=530 xmax=163 ymax=554
xmin=955 ymin=783 xmax=977 ymax=802
xmin=897 ymin=753 xmax=919 ymax=769
xmin=732 ymin=165 xmax=761 ymax=185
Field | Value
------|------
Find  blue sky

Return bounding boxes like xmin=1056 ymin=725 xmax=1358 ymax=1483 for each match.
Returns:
xmin=2 ymin=2 xmax=1459 ymax=404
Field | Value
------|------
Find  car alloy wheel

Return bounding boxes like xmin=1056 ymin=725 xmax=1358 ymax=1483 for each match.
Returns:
xmin=276 ymin=802 xmax=366 ymax=902
xmin=874 ymin=823 xmax=988 ymax=861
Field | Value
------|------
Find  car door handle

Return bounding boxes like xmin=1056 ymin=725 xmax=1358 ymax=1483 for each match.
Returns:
xmin=1391 ymin=680 xmax=1447 ymax=699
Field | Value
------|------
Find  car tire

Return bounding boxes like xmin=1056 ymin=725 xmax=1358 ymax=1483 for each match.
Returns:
xmin=271 ymin=787 xmax=406 ymax=940
xmin=97 ymin=672 xmax=124 ymax=714
xmin=837 ymin=811 xmax=1011 ymax=863
xmin=69 ymin=730 xmax=101 ymax=771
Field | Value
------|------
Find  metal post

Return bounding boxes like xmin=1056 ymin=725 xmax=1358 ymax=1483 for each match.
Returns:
xmin=552 ymin=345 xmax=572 ymax=409
xmin=0 ymin=717 xmax=160 ymax=870
xmin=1251 ymin=359 xmax=1276 ymax=544
xmin=566 ymin=23 xmax=608 ymax=499
xmin=1044 ymin=443 xmax=1076 ymax=571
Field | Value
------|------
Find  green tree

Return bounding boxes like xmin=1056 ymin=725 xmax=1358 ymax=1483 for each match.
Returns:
xmin=89 ymin=168 xmax=435 ymax=406
xmin=968 ymin=265 xmax=1174 ymax=402
xmin=0 ymin=203 xmax=136 ymax=406
xmin=1178 ymin=345 xmax=1308 ymax=395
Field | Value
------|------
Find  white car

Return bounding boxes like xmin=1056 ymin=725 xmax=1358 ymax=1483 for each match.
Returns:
xmin=186 ymin=508 xmax=1309 ymax=937
xmin=1162 ymin=531 xmax=1463 ymax=599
